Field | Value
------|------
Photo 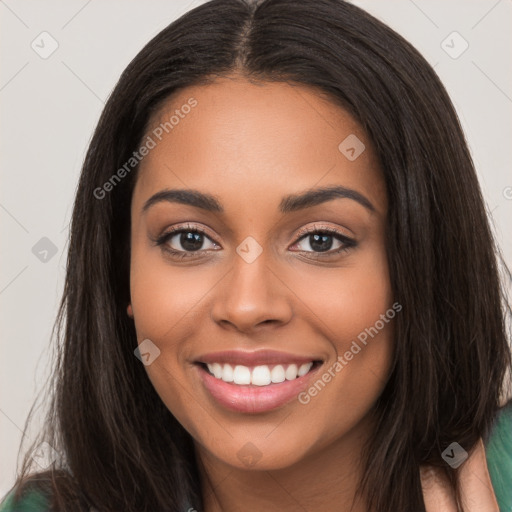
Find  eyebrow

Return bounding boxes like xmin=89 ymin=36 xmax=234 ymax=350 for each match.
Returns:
xmin=141 ymin=185 xmax=376 ymax=214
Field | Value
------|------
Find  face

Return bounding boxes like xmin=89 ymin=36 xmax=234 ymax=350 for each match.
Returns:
xmin=128 ymin=75 xmax=395 ymax=472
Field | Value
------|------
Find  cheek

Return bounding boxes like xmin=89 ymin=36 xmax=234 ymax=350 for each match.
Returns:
xmin=292 ymin=242 xmax=393 ymax=347
xmin=290 ymin=246 xmax=395 ymax=423
xmin=129 ymin=243 xmax=207 ymax=436
xmin=129 ymin=239 xmax=217 ymax=342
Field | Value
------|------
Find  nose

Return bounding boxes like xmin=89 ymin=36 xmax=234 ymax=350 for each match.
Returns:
xmin=210 ymin=250 xmax=293 ymax=334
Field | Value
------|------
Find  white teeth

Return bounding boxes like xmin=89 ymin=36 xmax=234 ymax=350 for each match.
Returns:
xmin=298 ymin=362 xmax=313 ymax=377
xmin=270 ymin=365 xmax=286 ymax=383
xmin=252 ymin=365 xmax=271 ymax=386
xmin=233 ymin=365 xmax=251 ymax=385
xmin=211 ymin=362 xmax=223 ymax=379
xmin=221 ymin=363 xmax=234 ymax=382
xmin=285 ymin=364 xmax=298 ymax=380
xmin=205 ymin=361 xmax=316 ymax=386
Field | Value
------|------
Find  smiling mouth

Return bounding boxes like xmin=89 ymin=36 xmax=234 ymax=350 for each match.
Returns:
xmin=195 ymin=359 xmax=324 ymax=414
xmin=196 ymin=360 xmax=323 ymax=387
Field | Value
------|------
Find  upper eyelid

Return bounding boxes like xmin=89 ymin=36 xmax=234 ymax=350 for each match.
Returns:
xmin=295 ymin=224 xmax=352 ymax=239
xmin=159 ymin=223 xmax=354 ymax=248
xmin=161 ymin=224 xmax=216 ymax=242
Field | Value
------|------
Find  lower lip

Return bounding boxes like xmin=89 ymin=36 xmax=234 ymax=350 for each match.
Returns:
xmin=196 ymin=363 xmax=322 ymax=414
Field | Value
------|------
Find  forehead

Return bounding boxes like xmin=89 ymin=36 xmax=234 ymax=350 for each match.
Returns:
xmin=133 ymin=76 xmax=387 ymax=217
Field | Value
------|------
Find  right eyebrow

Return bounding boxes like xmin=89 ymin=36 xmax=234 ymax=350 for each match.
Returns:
xmin=142 ymin=189 xmax=223 ymax=213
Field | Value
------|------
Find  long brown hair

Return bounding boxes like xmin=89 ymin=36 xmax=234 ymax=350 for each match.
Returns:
xmin=4 ymin=0 xmax=512 ymax=510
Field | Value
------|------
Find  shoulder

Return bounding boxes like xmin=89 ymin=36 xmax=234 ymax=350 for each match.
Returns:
xmin=0 ymin=470 xmax=80 ymax=512
xmin=485 ymin=399 xmax=512 ymax=512
xmin=0 ymin=487 xmax=50 ymax=512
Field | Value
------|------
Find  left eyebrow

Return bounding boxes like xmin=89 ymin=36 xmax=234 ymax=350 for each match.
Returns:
xmin=141 ymin=185 xmax=376 ymax=214
xmin=279 ymin=185 xmax=375 ymax=213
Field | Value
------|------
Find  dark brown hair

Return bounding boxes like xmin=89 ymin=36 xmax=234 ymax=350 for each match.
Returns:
xmin=4 ymin=0 xmax=511 ymax=510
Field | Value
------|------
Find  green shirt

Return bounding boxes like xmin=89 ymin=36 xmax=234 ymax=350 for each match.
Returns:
xmin=486 ymin=401 xmax=512 ymax=511
xmin=1 ymin=402 xmax=511 ymax=511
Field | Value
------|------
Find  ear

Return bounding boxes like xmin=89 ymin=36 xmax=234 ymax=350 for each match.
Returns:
xmin=127 ymin=304 xmax=134 ymax=318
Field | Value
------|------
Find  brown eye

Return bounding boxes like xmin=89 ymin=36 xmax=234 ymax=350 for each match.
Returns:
xmin=291 ymin=227 xmax=357 ymax=255
xmin=165 ymin=230 xmax=213 ymax=252
xmin=155 ymin=224 xmax=220 ymax=259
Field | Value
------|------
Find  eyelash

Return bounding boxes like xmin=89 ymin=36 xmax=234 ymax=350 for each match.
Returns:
xmin=153 ymin=223 xmax=357 ymax=260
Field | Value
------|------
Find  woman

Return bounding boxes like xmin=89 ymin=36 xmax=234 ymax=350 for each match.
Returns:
xmin=1 ymin=0 xmax=511 ymax=510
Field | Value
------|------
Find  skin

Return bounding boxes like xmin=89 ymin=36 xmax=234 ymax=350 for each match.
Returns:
xmin=126 ymin=74 xmax=498 ymax=510
xmin=422 ymin=440 xmax=499 ymax=511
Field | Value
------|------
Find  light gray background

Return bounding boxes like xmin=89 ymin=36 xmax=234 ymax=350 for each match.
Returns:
xmin=1 ymin=0 xmax=511 ymax=498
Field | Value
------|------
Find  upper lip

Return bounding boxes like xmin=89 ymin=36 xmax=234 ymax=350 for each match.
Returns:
xmin=195 ymin=349 xmax=323 ymax=367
